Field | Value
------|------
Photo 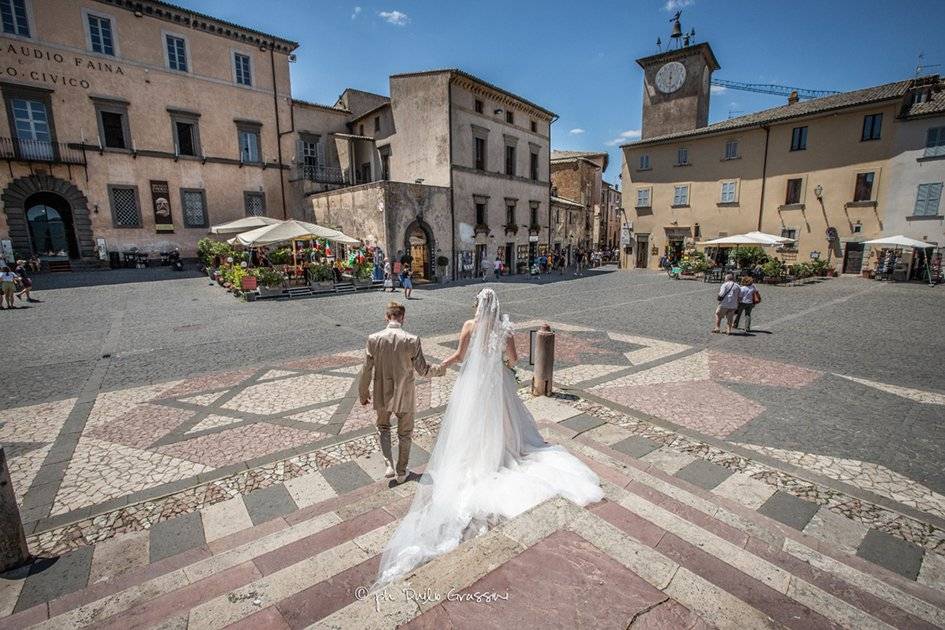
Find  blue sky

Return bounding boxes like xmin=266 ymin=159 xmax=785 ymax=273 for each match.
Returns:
xmin=188 ymin=0 xmax=945 ymax=185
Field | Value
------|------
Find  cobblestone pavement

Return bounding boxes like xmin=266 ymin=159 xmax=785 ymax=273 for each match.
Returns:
xmin=1 ymin=268 xmax=944 ymax=580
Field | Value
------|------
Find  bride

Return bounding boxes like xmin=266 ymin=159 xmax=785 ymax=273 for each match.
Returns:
xmin=375 ymin=288 xmax=603 ymax=585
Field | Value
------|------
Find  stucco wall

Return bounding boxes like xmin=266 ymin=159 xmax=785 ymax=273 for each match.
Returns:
xmin=388 ymin=74 xmax=450 ymax=187
xmin=0 ymin=0 xmax=294 ymax=257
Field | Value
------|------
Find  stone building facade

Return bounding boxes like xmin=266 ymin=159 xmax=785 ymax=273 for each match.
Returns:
xmin=550 ymin=150 xmax=608 ymax=251
xmin=621 ymin=38 xmax=945 ymax=271
xmin=0 ymin=0 xmax=299 ymax=266
xmin=601 ymin=180 xmax=622 ymax=250
xmin=306 ymin=70 xmax=556 ymax=280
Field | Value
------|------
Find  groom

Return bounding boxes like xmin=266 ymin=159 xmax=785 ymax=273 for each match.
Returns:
xmin=359 ymin=301 xmax=444 ymax=483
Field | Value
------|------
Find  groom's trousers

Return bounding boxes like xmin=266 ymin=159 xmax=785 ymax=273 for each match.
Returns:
xmin=376 ymin=411 xmax=414 ymax=477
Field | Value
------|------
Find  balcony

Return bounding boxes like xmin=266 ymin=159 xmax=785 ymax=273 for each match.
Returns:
xmin=0 ymin=137 xmax=86 ymax=165
xmin=299 ymin=164 xmax=347 ymax=186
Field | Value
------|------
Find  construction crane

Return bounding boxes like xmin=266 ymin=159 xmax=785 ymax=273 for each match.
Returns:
xmin=710 ymin=78 xmax=839 ymax=100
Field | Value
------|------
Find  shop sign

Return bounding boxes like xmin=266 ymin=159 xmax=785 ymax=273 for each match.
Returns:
xmin=150 ymin=180 xmax=174 ymax=233
xmin=809 ymin=251 xmax=821 ymax=260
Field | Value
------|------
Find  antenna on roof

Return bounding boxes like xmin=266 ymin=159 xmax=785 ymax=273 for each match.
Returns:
xmin=915 ymin=51 xmax=941 ymax=77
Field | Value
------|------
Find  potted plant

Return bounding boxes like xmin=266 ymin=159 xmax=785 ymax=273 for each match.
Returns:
xmin=353 ymin=261 xmax=374 ymax=288
xmin=761 ymin=259 xmax=785 ymax=284
xmin=252 ymin=267 xmax=285 ymax=298
xmin=308 ymin=263 xmax=334 ymax=291
xmin=436 ymin=255 xmax=449 ymax=280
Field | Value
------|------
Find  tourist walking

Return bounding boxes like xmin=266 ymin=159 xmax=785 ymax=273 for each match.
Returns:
xmin=480 ymin=257 xmax=491 ymax=282
xmin=1 ymin=266 xmax=17 ymax=310
xmin=493 ymin=256 xmax=502 ymax=281
xmin=734 ymin=277 xmax=761 ymax=332
xmin=402 ymin=267 xmax=414 ymax=299
xmin=713 ymin=272 xmax=740 ymax=334
xmin=383 ymin=258 xmax=394 ymax=292
xmin=14 ymin=260 xmax=37 ymax=303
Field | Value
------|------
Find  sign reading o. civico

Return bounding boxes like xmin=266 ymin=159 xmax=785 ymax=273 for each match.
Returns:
xmin=0 ymin=41 xmax=127 ymax=90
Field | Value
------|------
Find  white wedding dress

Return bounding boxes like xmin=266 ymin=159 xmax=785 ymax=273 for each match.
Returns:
xmin=375 ymin=288 xmax=603 ymax=585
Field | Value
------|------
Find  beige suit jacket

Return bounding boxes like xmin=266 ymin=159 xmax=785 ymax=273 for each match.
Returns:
xmin=359 ymin=322 xmax=432 ymax=413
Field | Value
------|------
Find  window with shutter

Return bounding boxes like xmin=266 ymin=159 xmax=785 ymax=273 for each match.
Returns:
xmin=925 ymin=127 xmax=945 ymax=157
xmin=914 ymin=183 xmax=943 ymax=216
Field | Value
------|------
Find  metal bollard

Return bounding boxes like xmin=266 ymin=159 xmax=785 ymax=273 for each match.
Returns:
xmin=532 ymin=324 xmax=555 ymax=397
xmin=0 ymin=447 xmax=30 ymax=572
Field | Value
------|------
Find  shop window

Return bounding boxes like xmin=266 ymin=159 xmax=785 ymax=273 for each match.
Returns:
xmin=109 ymin=185 xmax=141 ymax=227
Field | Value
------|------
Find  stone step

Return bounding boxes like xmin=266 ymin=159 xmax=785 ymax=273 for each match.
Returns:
xmin=0 ymin=462 xmax=414 ymax=629
xmin=541 ymin=421 xmax=945 ymax=626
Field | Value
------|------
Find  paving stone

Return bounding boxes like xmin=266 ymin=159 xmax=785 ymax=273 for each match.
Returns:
xmin=321 ymin=461 xmax=374 ymax=495
xmin=149 ymin=511 xmax=207 ymax=563
xmin=582 ymin=422 xmax=632 ymax=446
xmin=200 ymin=497 xmax=254 ymax=542
xmin=803 ymin=507 xmax=869 ymax=555
xmin=917 ymin=550 xmax=945 ymax=589
xmin=88 ymin=529 xmax=150 ymax=584
xmin=283 ymin=472 xmax=336 ymax=508
xmin=856 ymin=529 xmax=925 ymax=581
xmin=0 ymin=565 xmax=30 ymax=617
xmin=711 ymin=473 xmax=777 ymax=509
xmin=610 ymin=435 xmax=661 ymax=459
xmin=242 ymin=484 xmax=299 ymax=526
xmin=14 ymin=545 xmax=93 ymax=612
xmin=408 ymin=443 xmax=430 ymax=467
xmin=639 ymin=448 xmax=697 ymax=474
xmin=558 ymin=413 xmax=605 ymax=433
xmin=757 ymin=491 xmax=820 ymax=531
xmin=674 ymin=458 xmax=733 ymax=490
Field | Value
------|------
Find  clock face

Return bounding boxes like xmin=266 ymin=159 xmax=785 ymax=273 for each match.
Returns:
xmin=655 ymin=61 xmax=686 ymax=94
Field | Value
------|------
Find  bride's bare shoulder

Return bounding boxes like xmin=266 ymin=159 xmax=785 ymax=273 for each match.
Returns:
xmin=462 ymin=319 xmax=476 ymax=332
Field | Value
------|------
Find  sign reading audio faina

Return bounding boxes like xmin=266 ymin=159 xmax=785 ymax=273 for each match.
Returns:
xmin=0 ymin=41 xmax=127 ymax=90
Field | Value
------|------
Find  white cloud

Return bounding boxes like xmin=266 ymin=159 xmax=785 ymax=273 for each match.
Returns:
xmin=379 ymin=10 xmax=409 ymax=25
xmin=351 ymin=6 xmax=361 ymax=19
xmin=710 ymin=84 xmax=727 ymax=94
xmin=569 ymin=128 xmax=585 ymax=135
xmin=605 ymin=129 xmax=641 ymax=145
xmin=664 ymin=0 xmax=694 ymax=11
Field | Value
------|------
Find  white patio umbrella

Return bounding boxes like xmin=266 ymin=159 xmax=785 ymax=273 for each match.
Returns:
xmin=745 ymin=230 xmax=795 ymax=244
xmin=699 ymin=234 xmax=774 ymax=246
xmin=234 ymin=220 xmax=358 ymax=247
xmin=209 ymin=216 xmax=283 ymax=235
xmin=864 ymin=235 xmax=937 ymax=248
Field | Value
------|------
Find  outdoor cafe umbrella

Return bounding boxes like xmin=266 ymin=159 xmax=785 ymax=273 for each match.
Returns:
xmin=699 ymin=234 xmax=775 ymax=246
xmin=209 ymin=216 xmax=283 ymax=235
xmin=744 ymin=230 xmax=795 ymax=244
xmin=864 ymin=235 xmax=937 ymax=248
xmin=235 ymin=219 xmax=362 ymax=267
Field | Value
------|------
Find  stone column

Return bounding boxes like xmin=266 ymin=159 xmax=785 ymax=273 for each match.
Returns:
xmin=0 ymin=448 xmax=30 ymax=572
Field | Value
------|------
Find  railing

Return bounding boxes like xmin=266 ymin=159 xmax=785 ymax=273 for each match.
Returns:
xmin=300 ymin=164 xmax=346 ymax=185
xmin=0 ymin=137 xmax=86 ymax=165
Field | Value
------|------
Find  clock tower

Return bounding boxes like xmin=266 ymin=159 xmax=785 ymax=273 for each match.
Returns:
xmin=636 ymin=23 xmax=720 ymax=139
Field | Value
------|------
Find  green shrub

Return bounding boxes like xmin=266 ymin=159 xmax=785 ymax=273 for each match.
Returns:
xmin=809 ymin=258 xmax=829 ymax=275
xmin=761 ymin=259 xmax=785 ymax=278
xmin=197 ymin=238 xmax=237 ymax=266
xmin=250 ymin=267 xmax=285 ymax=288
xmin=307 ymin=263 xmax=334 ymax=282
xmin=733 ymin=246 xmax=767 ymax=269
xmin=436 ymin=255 xmax=450 ymax=267
xmin=268 ymin=248 xmax=292 ymax=265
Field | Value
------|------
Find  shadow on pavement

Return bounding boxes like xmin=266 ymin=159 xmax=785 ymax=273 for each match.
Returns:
xmin=31 ymin=267 xmax=205 ymax=290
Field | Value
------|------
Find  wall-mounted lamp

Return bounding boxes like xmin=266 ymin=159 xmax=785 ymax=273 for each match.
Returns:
xmin=814 ymin=184 xmax=824 ymax=200
xmin=493 ymin=108 xmax=504 ymax=115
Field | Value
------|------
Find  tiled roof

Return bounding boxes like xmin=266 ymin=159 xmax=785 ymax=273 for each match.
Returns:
xmin=390 ymin=69 xmax=556 ymax=118
xmin=292 ymin=99 xmax=350 ymax=114
xmin=551 ymin=150 xmax=609 ymax=171
xmin=624 ymin=76 xmax=945 ymax=147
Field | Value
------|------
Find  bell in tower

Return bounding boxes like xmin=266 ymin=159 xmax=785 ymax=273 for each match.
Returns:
xmin=670 ymin=11 xmax=683 ymax=43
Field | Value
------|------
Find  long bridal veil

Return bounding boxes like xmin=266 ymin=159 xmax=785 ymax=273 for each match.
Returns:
xmin=375 ymin=289 xmax=603 ymax=586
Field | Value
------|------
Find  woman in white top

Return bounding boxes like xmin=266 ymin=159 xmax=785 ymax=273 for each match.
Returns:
xmin=1 ymin=266 xmax=17 ymax=309
xmin=713 ymin=273 xmax=740 ymax=334
xmin=734 ymin=277 xmax=760 ymax=332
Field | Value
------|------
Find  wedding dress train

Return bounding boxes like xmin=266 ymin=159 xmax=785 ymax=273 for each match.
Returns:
xmin=375 ymin=289 xmax=603 ymax=585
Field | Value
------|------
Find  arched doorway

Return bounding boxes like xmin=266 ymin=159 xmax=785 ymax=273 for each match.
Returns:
xmin=2 ymin=174 xmax=94 ymax=259
xmin=404 ymin=219 xmax=434 ymax=281
xmin=25 ymin=192 xmax=80 ymax=259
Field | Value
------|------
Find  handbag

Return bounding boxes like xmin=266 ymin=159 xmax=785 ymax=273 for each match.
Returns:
xmin=752 ymin=289 xmax=761 ymax=305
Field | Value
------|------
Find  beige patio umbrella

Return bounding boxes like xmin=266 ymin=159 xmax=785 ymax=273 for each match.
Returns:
xmin=209 ymin=216 xmax=283 ymax=235
xmin=235 ymin=220 xmax=361 ymax=267
xmin=744 ymin=230 xmax=795 ymax=244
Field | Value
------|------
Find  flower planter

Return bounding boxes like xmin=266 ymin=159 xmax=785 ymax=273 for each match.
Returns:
xmin=310 ymin=281 xmax=334 ymax=293
xmin=258 ymin=286 xmax=285 ymax=298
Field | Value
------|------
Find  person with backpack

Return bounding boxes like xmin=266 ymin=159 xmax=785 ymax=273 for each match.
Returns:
xmin=734 ymin=276 xmax=761 ymax=332
xmin=712 ymin=272 xmax=740 ymax=334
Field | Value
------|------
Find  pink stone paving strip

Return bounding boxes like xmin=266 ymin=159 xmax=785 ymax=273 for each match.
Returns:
xmin=160 ymin=369 xmax=257 ymax=399
xmin=85 ymin=404 xmax=195 ymax=450
xmin=279 ymin=355 xmax=361 ymax=371
xmin=157 ymin=423 xmax=322 ymax=469
xmin=593 ymin=380 xmax=765 ymax=438
xmin=708 ymin=351 xmax=823 ymax=388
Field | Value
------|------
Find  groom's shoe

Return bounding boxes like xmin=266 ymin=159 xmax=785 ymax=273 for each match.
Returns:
xmin=384 ymin=461 xmax=396 ymax=478
xmin=395 ymin=472 xmax=409 ymax=484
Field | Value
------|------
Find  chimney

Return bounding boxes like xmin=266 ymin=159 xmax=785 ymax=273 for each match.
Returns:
xmin=787 ymin=90 xmax=799 ymax=105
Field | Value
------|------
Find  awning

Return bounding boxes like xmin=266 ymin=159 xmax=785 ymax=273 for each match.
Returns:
xmin=699 ymin=234 xmax=774 ymax=246
xmin=745 ymin=230 xmax=795 ymax=244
